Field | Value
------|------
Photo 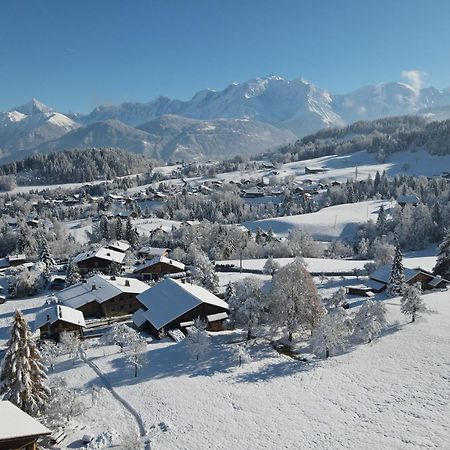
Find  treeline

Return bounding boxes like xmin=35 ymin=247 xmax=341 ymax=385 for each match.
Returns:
xmin=0 ymin=148 xmax=157 ymax=185
xmin=267 ymin=116 xmax=450 ymax=163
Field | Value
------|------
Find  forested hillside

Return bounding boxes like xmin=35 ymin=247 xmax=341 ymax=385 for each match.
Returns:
xmin=268 ymin=116 xmax=450 ymax=163
xmin=0 ymin=148 xmax=156 ymax=185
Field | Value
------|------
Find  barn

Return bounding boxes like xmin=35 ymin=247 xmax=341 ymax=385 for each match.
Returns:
xmin=58 ymin=274 xmax=149 ymax=318
xmin=134 ymin=256 xmax=185 ymax=281
xmin=34 ymin=304 xmax=86 ymax=341
xmin=133 ymin=278 xmax=229 ymax=337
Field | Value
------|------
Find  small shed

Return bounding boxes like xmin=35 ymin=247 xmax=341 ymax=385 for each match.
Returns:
xmin=206 ymin=312 xmax=229 ymax=331
xmin=34 ymin=304 xmax=86 ymax=341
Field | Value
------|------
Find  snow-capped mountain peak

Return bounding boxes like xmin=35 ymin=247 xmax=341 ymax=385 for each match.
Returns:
xmin=15 ymin=98 xmax=54 ymax=116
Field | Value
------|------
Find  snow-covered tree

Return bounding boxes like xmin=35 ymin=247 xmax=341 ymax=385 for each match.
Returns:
xmin=12 ymin=263 xmax=46 ymax=297
xmin=234 ymin=343 xmax=251 ymax=367
xmin=115 ymin=217 xmax=124 ymax=240
xmin=39 ymin=238 xmax=56 ymax=279
xmin=8 ymin=278 xmax=18 ymax=298
xmin=262 ymin=256 xmax=280 ymax=276
xmin=124 ymin=335 xmax=147 ymax=378
xmin=58 ymin=331 xmax=80 ymax=364
xmin=311 ymin=311 xmax=348 ymax=358
xmin=326 ymin=287 xmax=347 ymax=310
xmin=229 ymin=277 xmax=266 ymax=340
xmin=43 ymin=376 xmax=84 ymax=426
xmin=0 ymin=310 xmax=50 ymax=414
xmin=40 ymin=339 xmax=59 ymax=372
xmin=373 ymin=236 xmax=395 ymax=267
xmin=125 ymin=217 xmax=133 ymax=243
xmin=386 ymin=244 xmax=406 ymax=297
xmin=101 ymin=323 xmax=138 ymax=353
xmin=270 ymin=259 xmax=325 ymax=341
xmin=188 ymin=245 xmax=219 ymax=293
xmin=224 ymin=281 xmax=235 ymax=302
xmin=186 ymin=319 xmax=210 ymax=361
xmin=353 ymin=300 xmax=387 ymax=343
xmin=100 ymin=216 xmax=109 ymax=240
xmin=401 ymin=282 xmax=427 ymax=323
xmin=65 ymin=258 xmax=81 ymax=286
xmin=108 ymin=261 xmax=123 ymax=277
xmin=433 ymin=229 xmax=450 ymax=279
xmin=376 ymin=204 xmax=387 ymax=234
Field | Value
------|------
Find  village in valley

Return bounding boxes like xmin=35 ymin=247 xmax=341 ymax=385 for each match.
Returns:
xmin=2 ymin=2 xmax=450 ymax=449
xmin=1 ymin=145 xmax=450 ymax=449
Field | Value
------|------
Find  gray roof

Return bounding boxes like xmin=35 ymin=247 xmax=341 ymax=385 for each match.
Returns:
xmin=369 ymin=264 xmax=419 ymax=285
xmin=134 ymin=278 xmax=228 ymax=331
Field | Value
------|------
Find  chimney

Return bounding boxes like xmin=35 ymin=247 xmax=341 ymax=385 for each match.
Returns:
xmin=46 ymin=314 xmax=50 ymax=322
xmin=91 ymin=284 xmax=97 ymax=291
xmin=125 ymin=279 xmax=130 ymax=287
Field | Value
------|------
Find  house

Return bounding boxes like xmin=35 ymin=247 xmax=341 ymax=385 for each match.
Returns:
xmin=107 ymin=240 xmax=130 ymax=253
xmin=137 ymin=246 xmax=171 ymax=259
xmin=345 ymin=284 xmax=375 ymax=297
xmin=242 ymin=187 xmax=265 ymax=198
xmin=396 ymin=194 xmax=420 ymax=207
xmin=134 ymin=256 xmax=185 ymax=281
xmin=34 ymin=304 xmax=86 ymax=341
xmin=305 ymin=166 xmax=327 ymax=174
xmin=133 ymin=278 xmax=229 ymax=337
xmin=0 ymin=401 xmax=51 ymax=450
xmin=8 ymin=254 xmax=27 ymax=267
xmin=73 ymin=247 xmax=125 ymax=274
xmin=58 ymin=274 xmax=149 ymax=318
xmin=368 ymin=265 xmax=449 ymax=292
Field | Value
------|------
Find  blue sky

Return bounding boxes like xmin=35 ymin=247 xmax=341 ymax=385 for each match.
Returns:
xmin=1 ymin=0 xmax=450 ymax=113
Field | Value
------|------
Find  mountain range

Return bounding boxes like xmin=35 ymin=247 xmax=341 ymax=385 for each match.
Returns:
xmin=2 ymin=76 xmax=450 ymax=163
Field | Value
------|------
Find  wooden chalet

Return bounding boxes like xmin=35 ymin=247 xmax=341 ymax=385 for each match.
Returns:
xmin=137 ymin=246 xmax=171 ymax=259
xmin=133 ymin=278 xmax=229 ymax=337
xmin=107 ymin=240 xmax=131 ymax=253
xmin=0 ymin=401 xmax=51 ymax=450
xmin=73 ymin=247 xmax=125 ymax=274
xmin=134 ymin=256 xmax=185 ymax=281
xmin=58 ymin=274 xmax=149 ymax=318
xmin=34 ymin=304 xmax=86 ymax=341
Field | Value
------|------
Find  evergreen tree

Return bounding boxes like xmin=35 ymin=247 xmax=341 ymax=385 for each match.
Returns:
xmin=125 ymin=217 xmax=133 ymax=243
xmin=225 ymin=282 xmax=235 ymax=302
xmin=433 ymin=229 xmax=450 ymax=279
xmin=39 ymin=238 xmax=56 ymax=278
xmin=115 ymin=217 xmax=124 ymax=240
xmin=8 ymin=278 xmax=18 ymax=298
xmin=263 ymin=256 xmax=280 ymax=276
xmin=99 ymin=216 xmax=109 ymax=241
xmin=401 ymin=282 xmax=426 ymax=323
xmin=0 ymin=310 xmax=50 ymax=414
xmin=386 ymin=243 xmax=406 ymax=297
xmin=65 ymin=259 xmax=81 ymax=286
xmin=376 ymin=204 xmax=387 ymax=235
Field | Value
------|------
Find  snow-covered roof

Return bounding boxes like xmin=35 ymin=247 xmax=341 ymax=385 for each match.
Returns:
xmin=428 ymin=275 xmax=450 ymax=287
xmin=396 ymin=194 xmax=420 ymax=205
xmin=206 ymin=312 xmax=229 ymax=322
xmin=34 ymin=304 xmax=86 ymax=331
xmin=134 ymin=256 xmax=185 ymax=272
xmin=58 ymin=274 xmax=149 ymax=309
xmin=369 ymin=265 xmax=419 ymax=285
xmin=0 ymin=401 xmax=51 ymax=440
xmin=73 ymin=247 xmax=125 ymax=264
xmin=108 ymin=240 xmax=130 ymax=253
xmin=138 ymin=246 xmax=170 ymax=256
xmin=134 ymin=278 xmax=228 ymax=331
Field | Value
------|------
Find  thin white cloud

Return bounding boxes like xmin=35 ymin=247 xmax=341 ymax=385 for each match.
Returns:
xmin=401 ymin=70 xmax=427 ymax=92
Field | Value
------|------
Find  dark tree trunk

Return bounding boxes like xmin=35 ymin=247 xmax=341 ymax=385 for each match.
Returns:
xmin=247 ymin=329 xmax=252 ymax=340
xmin=326 ymin=348 xmax=330 ymax=358
xmin=134 ymin=364 xmax=138 ymax=377
xmin=288 ymin=331 xmax=293 ymax=342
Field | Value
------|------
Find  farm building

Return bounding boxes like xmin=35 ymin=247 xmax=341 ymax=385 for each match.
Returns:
xmin=368 ymin=265 xmax=449 ymax=292
xmin=58 ymin=274 xmax=149 ymax=318
xmin=72 ymin=247 xmax=125 ymax=274
xmin=396 ymin=194 xmax=420 ymax=207
xmin=137 ymin=246 xmax=171 ymax=259
xmin=34 ymin=304 xmax=86 ymax=341
xmin=107 ymin=240 xmax=130 ymax=253
xmin=0 ymin=401 xmax=51 ymax=450
xmin=133 ymin=278 xmax=229 ymax=337
xmin=134 ymin=256 xmax=185 ymax=281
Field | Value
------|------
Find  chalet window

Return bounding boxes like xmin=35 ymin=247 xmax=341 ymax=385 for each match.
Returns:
xmin=120 ymin=305 xmax=124 ymax=310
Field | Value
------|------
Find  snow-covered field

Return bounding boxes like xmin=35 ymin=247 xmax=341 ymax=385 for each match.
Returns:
xmin=27 ymin=290 xmax=450 ymax=449
xmin=244 ymin=200 xmax=391 ymax=240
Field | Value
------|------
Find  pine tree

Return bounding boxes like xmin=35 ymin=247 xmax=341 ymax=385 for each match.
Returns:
xmin=115 ymin=217 xmax=124 ymax=240
xmin=0 ymin=310 xmax=50 ymax=414
xmin=99 ymin=216 xmax=109 ymax=241
xmin=8 ymin=278 xmax=18 ymax=298
xmin=433 ymin=229 xmax=450 ymax=279
xmin=125 ymin=217 xmax=133 ymax=243
xmin=225 ymin=282 xmax=235 ymax=302
xmin=65 ymin=259 xmax=81 ymax=286
xmin=39 ymin=238 xmax=56 ymax=279
xmin=376 ymin=204 xmax=387 ymax=235
xmin=401 ymin=282 xmax=427 ymax=323
xmin=386 ymin=244 xmax=405 ymax=297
